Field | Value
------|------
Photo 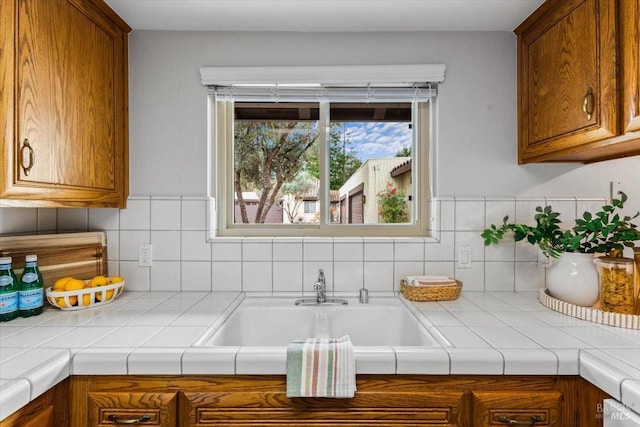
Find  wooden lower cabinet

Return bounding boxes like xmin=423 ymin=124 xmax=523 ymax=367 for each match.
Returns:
xmin=0 ymin=378 xmax=69 ymax=427
xmin=472 ymin=391 xmax=563 ymax=426
xmin=179 ymin=377 xmax=466 ymax=426
xmin=69 ymin=375 xmax=608 ymax=427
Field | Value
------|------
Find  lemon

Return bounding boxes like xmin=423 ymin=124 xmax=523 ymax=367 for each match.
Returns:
xmin=88 ymin=275 xmax=108 ymax=288
xmin=96 ymin=289 xmax=114 ymax=302
xmin=110 ymin=276 xmax=124 ymax=284
xmin=53 ymin=277 xmax=73 ymax=291
xmin=57 ymin=296 xmax=78 ymax=308
xmin=64 ymin=278 xmax=86 ymax=292
xmin=80 ymin=293 xmax=92 ymax=306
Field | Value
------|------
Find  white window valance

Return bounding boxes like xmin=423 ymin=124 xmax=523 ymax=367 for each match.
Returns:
xmin=199 ymin=64 xmax=446 ymax=86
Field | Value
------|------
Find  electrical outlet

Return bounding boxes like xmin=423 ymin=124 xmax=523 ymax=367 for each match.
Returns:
xmin=456 ymin=245 xmax=472 ymax=269
xmin=138 ymin=244 xmax=153 ymax=267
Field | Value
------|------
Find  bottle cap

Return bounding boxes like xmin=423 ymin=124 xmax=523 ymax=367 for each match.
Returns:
xmin=25 ymin=255 xmax=37 ymax=262
xmin=0 ymin=257 xmax=12 ymax=265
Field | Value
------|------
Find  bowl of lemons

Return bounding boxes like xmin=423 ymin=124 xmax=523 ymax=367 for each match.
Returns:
xmin=45 ymin=275 xmax=125 ymax=310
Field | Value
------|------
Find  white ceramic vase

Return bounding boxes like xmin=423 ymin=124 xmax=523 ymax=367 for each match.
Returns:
xmin=546 ymin=252 xmax=599 ymax=306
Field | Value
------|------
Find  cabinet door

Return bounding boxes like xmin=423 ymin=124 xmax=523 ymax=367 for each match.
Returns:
xmin=0 ymin=378 xmax=69 ymax=427
xmin=621 ymin=0 xmax=640 ymax=133
xmin=517 ymin=0 xmax=618 ymax=163
xmin=87 ymin=392 xmax=177 ymax=427
xmin=0 ymin=0 xmax=128 ymax=207
xmin=472 ymin=391 xmax=563 ymax=427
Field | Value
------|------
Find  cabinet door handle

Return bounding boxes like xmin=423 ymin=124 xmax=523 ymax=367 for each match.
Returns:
xmin=20 ymin=139 xmax=35 ymax=176
xmin=107 ymin=414 xmax=152 ymax=424
xmin=497 ymin=415 xmax=542 ymax=425
xmin=582 ymin=87 xmax=594 ymax=120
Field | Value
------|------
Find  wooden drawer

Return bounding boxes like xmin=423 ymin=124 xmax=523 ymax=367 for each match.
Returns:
xmin=472 ymin=391 xmax=563 ymax=426
xmin=87 ymin=392 xmax=177 ymax=427
xmin=179 ymin=377 xmax=466 ymax=426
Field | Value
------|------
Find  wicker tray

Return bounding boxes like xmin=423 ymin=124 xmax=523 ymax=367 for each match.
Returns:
xmin=400 ymin=279 xmax=462 ymax=302
xmin=539 ymin=288 xmax=640 ymax=329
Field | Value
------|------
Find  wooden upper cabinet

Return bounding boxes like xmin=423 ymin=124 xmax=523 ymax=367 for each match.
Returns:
xmin=621 ymin=0 xmax=640 ymax=134
xmin=0 ymin=0 xmax=130 ymax=207
xmin=515 ymin=0 xmax=640 ymax=163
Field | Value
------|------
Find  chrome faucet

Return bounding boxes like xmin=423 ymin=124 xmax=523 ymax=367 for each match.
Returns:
xmin=294 ymin=269 xmax=348 ymax=306
xmin=314 ymin=269 xmax=327 ymax=303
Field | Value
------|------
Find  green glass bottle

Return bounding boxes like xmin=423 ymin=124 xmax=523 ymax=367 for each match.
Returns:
xmin=0 ymin=257 xmax=19 ymax=322
xmin=19 ymin=255 xmax=44 ymax=317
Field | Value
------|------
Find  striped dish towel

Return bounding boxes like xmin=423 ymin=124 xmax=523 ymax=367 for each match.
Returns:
xmin=286 ymin=335 xmax=356 ymax=398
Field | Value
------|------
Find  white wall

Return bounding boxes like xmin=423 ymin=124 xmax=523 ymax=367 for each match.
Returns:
xmin=128 ymin=30 xmax=640 ymax=210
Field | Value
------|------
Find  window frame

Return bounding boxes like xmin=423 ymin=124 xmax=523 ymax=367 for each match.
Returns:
xmin=209 ymin=98 xmax=435 ymax=238
xmin=201 ymin=63 xmax=445 ymax=239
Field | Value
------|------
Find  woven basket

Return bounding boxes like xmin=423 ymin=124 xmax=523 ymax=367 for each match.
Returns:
xmin=400 ymin=279 xmax=462 ymax=302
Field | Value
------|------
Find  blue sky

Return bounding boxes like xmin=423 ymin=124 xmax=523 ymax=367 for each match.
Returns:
xmin=341 ymin=122 xmax=412 ymax=161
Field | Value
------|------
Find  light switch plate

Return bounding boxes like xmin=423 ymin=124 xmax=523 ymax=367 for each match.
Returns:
xmin=456 ymin=245 xmax=472 ymax=269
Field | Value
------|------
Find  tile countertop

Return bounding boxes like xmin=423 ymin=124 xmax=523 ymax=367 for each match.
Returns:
xmin=1 ymin=290 xmax=640 ymax=420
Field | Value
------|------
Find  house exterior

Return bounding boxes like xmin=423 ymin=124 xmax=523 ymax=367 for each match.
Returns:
xmin=338 ymin=157 xmax=411 ymax=224
xmin=234 ymin=191 xmax=283 ymax=224
xmin=281 ymin=182 xmax=340 ymax=224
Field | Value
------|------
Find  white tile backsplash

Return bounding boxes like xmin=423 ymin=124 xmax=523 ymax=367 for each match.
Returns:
xmin=334 ymin=261 xmax=364 ymax=292
xmin=455 ymin=199 xmax=485 ymax=231
xmin=273 ymin=240 xmax=303 ymax=262
xmin=211 ymin=241 xmax=242 ymax=261
xmin=119 ymin=198 xmax=150 ymax=230
xmin=37 ymin=208 xmax=58 ymax=232
xmin=212 ymin=262 xmax=242 ymax=291
xmin=243 ymin=242 xmax=272 ymax=261
xmin=151 ymin=230 xmax=181 ymax=261
xmin=57 ymin=208 xmax=88 ymax=231
xmin=181 ymin=230 xmax=211 ymax=261
xmin=181 ymin=199 xmax=207 ymax=230
xmin=363 ymin=261 xmax=393 ymax=292
xmin=242 ymin=262 xmax=272 ymax=292
xmin=89 ymin=208 xmax=119 ymax=231
xmin=119 ymin=230 xmax=150 ymax=260
xmin=181 ymin=261 xmax=212 ymax=291
xmin=333 ymin=241 xmax=363 ymax=262
xmin=150 ymin=261 xmax=181 ymax=291
xmin=150 ymin=199 xmax=181 ymax=230
xmin=0 ymin=195 xmax=600 ymax=294
xmin=364 ymin=241 xmax=394 ymax=261
xmin=273 ymin=261 xmax=303 ymax=292
xmin=303 ymin=241 xmax=333 ymax=261
xmin=2 ymin=208 xmax=38 ymax=234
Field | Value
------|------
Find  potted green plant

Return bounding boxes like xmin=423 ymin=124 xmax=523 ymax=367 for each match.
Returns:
xmin=482 ymin=192 xmax=640 ymax=306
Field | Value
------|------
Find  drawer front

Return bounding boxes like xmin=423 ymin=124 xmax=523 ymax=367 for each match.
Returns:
xmin=180 ymin=390 xmax=465 ymax=426
xmin=472 ymin=391 xmax=563 ymax=426
xmin=87 ymin=392 xmax=177 ymax=426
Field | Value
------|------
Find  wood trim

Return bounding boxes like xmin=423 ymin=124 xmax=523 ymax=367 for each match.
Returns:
xmin=621 ymin=0 xmax=640 ymax=133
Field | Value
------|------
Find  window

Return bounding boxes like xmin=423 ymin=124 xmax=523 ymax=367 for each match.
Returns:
xmin=304 ymin=201 xmax=316 ymax=214
xmin=202 ymin=64 xmax=444 ymax=237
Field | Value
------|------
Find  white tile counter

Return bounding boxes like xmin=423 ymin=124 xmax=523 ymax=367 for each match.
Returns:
xmin=1 ymin=290 xmax=640 ymax=420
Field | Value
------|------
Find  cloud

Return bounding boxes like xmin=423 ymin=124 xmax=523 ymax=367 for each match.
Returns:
xmin=343 ymin=122 xmax=412 ymax=160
